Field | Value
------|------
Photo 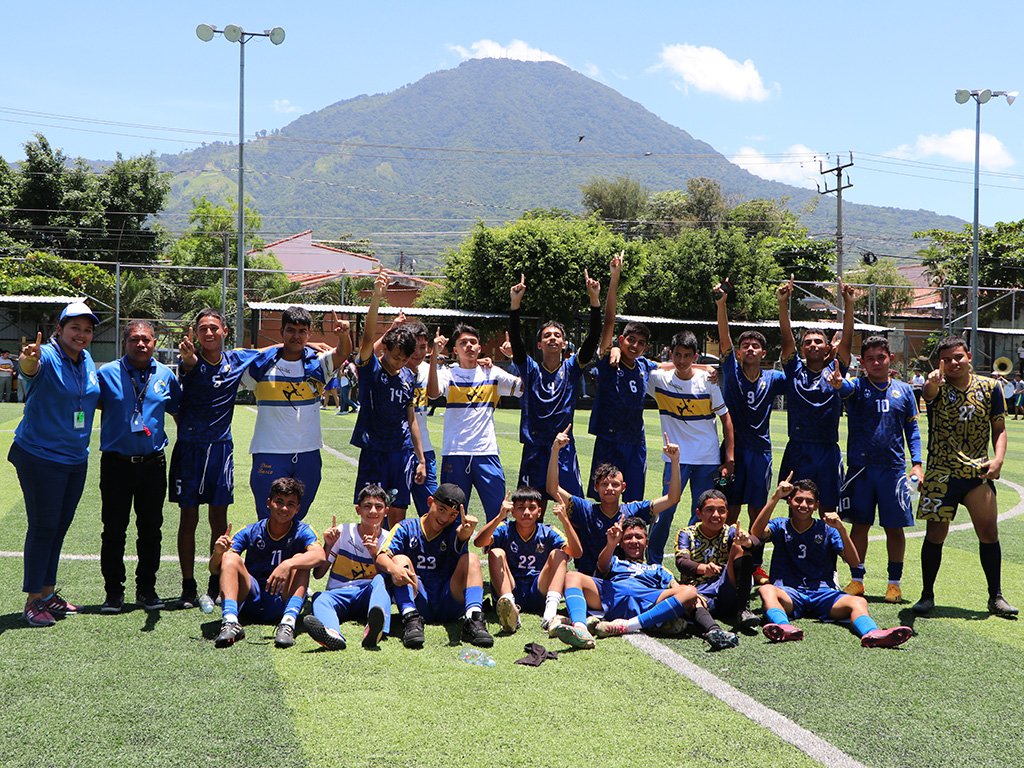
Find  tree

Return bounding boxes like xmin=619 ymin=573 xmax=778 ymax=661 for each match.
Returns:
xmin=580 ymin=174 xmax=649 ymax=238
xmin=681 ymin=177 xmax=729 ymax=231
xmin=99 ymin=152 xmax=171 ymax=264
xmin=638 ymin=190 xmax=688 ymax=239
xmin=728 ymin=197 xmax=794 ymax=240
xmin=0 ymin=251 xmax=116 ymax=330
xmin=843 ymin=258 xmax=914 ymax=323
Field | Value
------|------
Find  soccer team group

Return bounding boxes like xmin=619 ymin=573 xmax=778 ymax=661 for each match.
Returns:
xmin=23 ymin=252 xmax=1017 ymax=654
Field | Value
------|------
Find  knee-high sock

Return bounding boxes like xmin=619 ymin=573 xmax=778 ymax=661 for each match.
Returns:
xmin=636 ymin=597 xmax=688 ymax=629
xmin=920 ymin=539 xmax=943 ymax=596
xmin=565 ymin=587 xmax=588 ymax=625
xmin=979 ymin=541 xmax=1002 ymax=597
xmin=693 ymin=606 xmax=721 ymax=635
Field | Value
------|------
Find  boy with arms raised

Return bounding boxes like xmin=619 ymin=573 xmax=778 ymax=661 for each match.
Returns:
xmin=554 ymin=516 xmax=738 ymax=651
xmin=645 ymin=329 xmax=734 ymax=564
xmin=303 ymin=484 xmax=392 ymax=650
xmin=375 ymin=483 xmax=493 ymax=649
xmin=508 ymin=270 xmax=602 ymax=497
xmin=548 ymin=428 xmax=682 ymax=576
xmin=428 ymin=323 xmax=522 ymax=522
xmin=827 ymin=336 xmax=923 ymax=603
xmin=211 ymin=477 xmax=326 ymax=649
xmin=750 ymin=474 xmax=912 ymax=647
xmin=913 ymin=336 xmax=1017 ymax=616
xmin=777 ymin=276 xmax=855 ymax=517
xmin=675 ymin=489 xmax=759 ymax=632
xmin=474 ymin=487 xmax=582 ymax=632
xmin=351 ymin=270 xmax=427 ymax=527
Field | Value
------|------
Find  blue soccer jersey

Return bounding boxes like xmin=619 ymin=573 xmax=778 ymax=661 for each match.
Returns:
xmin=230 ymin=518 xmax=320 ymax=584
xmin=177 ymin=348 xmax=267 ymax=443
xmin=379 ymin=516 xmax=467 ymax=588
xmin=351 ymin=353 xmax=414 ymax=451
xmin=488 ymin=521 xmax=567 ymax=582
xmin=782 ymin=353 xmax=846 ymax=445
xmin=587 ymin=354 xmax=658 ymax=445
xmin=600 ymin=556 xmax=675 ymax=591
xmin=512 ymin=354 xmax=585 ymax=448
xmin=764 ymin=517 xmax=843 ymax=590
xmin=567 ymin=494 xmax=652 ymax=576
xmin=840 ymin=377 xmax=922 ymax=469
xmin=721 ymin=348 xmax=787 ymax=452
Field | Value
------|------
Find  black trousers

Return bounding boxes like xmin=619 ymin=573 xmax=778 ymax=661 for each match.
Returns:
xmin=100 ymin=451 xmax=167 ymax=596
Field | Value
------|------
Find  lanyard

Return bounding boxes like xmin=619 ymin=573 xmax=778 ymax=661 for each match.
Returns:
xmin=121 ymin=357 xmax=152 ymax=415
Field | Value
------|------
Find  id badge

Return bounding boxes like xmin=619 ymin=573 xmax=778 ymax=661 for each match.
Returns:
xmin=130 ymin=412 xmax=146 ymax=433
xmin=74 ymin=411 xmax=86 ymax=430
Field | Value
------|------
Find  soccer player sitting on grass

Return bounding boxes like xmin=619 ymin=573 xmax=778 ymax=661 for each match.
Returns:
xmin=750 ymin=474 xmax=912 ymax=648
xmin=675 ymin=489 xmax=760 ymax=633
xmin=554 ymin=516 xmax=739 ymax=651
xmin=547 ymin=427 xmax=681 ymax=575
xmin=375 ymin=483 xmax=493 ymax=649
xmin=303 ymin=485 xmax=392 ymax=651
xmin=211 ymin=478 xmax=325 ymax=649
xmin=474 ymin=487 xmax=583 ymax=633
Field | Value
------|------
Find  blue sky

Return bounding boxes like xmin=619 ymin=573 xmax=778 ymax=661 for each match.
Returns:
xmin=3 ymin=1 xmax=1023 ymax=236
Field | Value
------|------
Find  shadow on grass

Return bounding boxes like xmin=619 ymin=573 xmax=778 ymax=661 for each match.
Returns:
xmin=897 ymin=605 xmax=995 ymax=628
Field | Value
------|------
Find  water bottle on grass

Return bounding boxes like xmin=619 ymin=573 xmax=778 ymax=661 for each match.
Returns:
xmin=458 ymin=648 xmax=495 ymax=667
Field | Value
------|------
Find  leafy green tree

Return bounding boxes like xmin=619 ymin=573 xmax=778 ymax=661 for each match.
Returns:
xmin=681 ymin=176 xmax=729 ymax=231
xmin=99 ymin=152 xmax=171 ymax=263
xmin=728 ymin=197 xmax=794 ymax=239
xmin=580 ymin=174 xmax=649 ymax=238
xmin=843 ymin=258 xmax=914 ymax=323
xmin=638 ymin=190 xmax=688 ymax=239
xmin=0 ymin=252 xmax=115 ymax=324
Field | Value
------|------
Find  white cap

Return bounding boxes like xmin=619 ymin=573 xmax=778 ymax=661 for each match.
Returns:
xmin=59 ymin=302 xmax=99 ymax=325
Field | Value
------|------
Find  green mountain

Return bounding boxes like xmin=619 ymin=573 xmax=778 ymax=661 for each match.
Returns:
xmin=156 ymin=58 xmax=964 ymax=268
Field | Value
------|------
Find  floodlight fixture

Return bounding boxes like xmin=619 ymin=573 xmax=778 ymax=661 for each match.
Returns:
xmin=196 ymin=23 xmax=215 ymax=42
xmin=955 ymin=89 xmax=971 ymax=104
xmin=268 ymin=27 xmax=286 ymax=45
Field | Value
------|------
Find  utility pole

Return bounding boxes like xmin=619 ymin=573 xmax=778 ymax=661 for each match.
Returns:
xmin=818 ymin=153 xmax=854 ymax=320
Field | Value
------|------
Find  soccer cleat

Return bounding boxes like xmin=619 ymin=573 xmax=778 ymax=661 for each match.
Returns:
xmin=733 ymin=609 xmax=761 ymax=632
xmin=41 ymin=590 xmax=79 ymax=616
xmin=176 ymin=581 xmax=199 ymax=610
xmin=546 ymin=615 xmax=570 ymax=637
xmin=704 ymin=628 xmax=740 ymax=651
xmin=136 ymin=592 xmax=165 ymax=611
xmin=23 ymin=599 xmax=56 ymax=628
xmin=752 ymin=566 xmax=770 ymax=586
xmin=100 ymin=595 xmax=124 ymax=614
xmin=274 ymin=623 xmax=296 ymax=648
xmin=593 ymin=618 xmax=630 ymax=638
xmin=843 ymin=580 xmax=865 ymax=597
xmin=461 ymin=613 xmax=494 ymax=648
xmin=303 ymin=615 xmax=347 ymax=651
xmin=912 ymin=595 xmax=935 ymax=615
xmin=554 ymin=622 xmax=596 ymax=650
xmin=496 ymin=596 xmax=521 ymax=633
xmin=762 ymin=622 xmax=803 ymax=643
xmin=861 ymin=626 xmax=913 ymax=648
xmin=402 ymin=611 xmax=425 ymax=649
xmin=988 ymin=593 xmax=1020 ymax=616
xmin=214 ymin=621 xmax=245 ymax=647
xmin=363 ymin=605 xmax=386 ymax=649
xmin=884 ymin=583 xmax=904 ymax=604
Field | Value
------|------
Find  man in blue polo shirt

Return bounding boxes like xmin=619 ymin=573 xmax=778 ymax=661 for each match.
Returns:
xmin=97 ymin=320 xmax=181 ymax=612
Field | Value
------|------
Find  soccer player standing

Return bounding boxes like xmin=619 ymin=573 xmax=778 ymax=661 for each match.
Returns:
xmin=913 ymin=336 xmax=1017 ymax=616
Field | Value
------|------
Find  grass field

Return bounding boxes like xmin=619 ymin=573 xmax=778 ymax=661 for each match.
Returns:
xmin=1 ymin=401 xmax=1023 ymax=767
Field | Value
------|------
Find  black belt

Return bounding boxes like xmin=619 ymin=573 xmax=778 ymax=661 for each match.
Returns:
xmin=109 ymin=450 xmax=164 ymax=465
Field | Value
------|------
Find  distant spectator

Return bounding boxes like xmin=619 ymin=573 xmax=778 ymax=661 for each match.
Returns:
xmin=0 ymin=350 xmax=13 ymax=402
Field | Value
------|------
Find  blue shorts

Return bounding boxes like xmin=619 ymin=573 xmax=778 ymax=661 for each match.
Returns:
xmin=596 ymin=577 xmax=665 ymax=620
xmin=250 ymin=451 xmax=322 ymax=521
xmin=239 ymin=576 xmax=285 ymax=624
xmin=588 ymin=437 xmax=646 ymax=503
xmin=354 ymin=445 xmax=416 ymax=509
xmin=168 ymin=440 xmax=234 ymax=508
xmin=518 ymin=441 xmax=584 ymax=500
xmin=310 ymin=576 xmax=392 ymax=636
xmin=779 ymin=442 xmax=843 ymax=508
xmin=415 ymin=576 xmax=464 ymax=624
xmin=841 ymin=466 xmax=914 ymax=528
xmin=492 ymin=574 xmax=545 ymax=614
xmin=917 ymin=473 xmax=995 ymax=523
xmin=727 ymin=447 xmax=772 ymax=509
xmin=441 ymin=454 xmax=507 ymax=522
xmin=410 ymin=450 xmax=439 ymax=516
xmin=774 ymin=584 xmax=844 ymax=620
xmin=696 ymin=568 xmax=740 ymax=618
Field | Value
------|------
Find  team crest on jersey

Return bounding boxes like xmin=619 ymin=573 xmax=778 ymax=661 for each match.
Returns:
xmin=440 ymin=541 xmax=447 ymax=552
xmin=893 ymin=389 xmax=902 ymax=399
xmin=410 ymin=537 xmax=420 ymax=550
xmin=510 ymin=542 xmax=519 ymax=554
xmin=535 ymin=542 xmax=545 ymax=553
xmin=865 ymin=391 xmax=872 ymax=399
xmin=255 ymin=538 xmax=266 ymax=550
xmin=948 ymin=391 xmax=957 ymax=403
xmin=814 ymin=534 xmax=824 ymax=544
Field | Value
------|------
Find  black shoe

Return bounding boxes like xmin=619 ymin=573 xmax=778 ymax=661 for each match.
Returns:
xmin=274 ymin=623 xmax=296 ymax=648
xmin=402 ymin=610 xmax=425 ymax=649
xmin=136 ymin=592 xmax=165 ymax=611
xmin=461 ymin=612 xmax=494 ymax=648
xmin=733 ymin=609 xmax=760 ymax=633
xmin=363 ymin=605 xmax=386 ymax=649
xmin=100 ymin=595 xmax=124 ymax=614
xmin=704 ymin=628 xmax=740 ymax=651
xmin=214 ymin=621 xmax=245 ymax=647
xmin=176 ymin=580 xmax=199 ymax=610
xmin=913 ymin=595 xmax=935 ymax=615
xmin=989 ymin=593 xmax=1019 ymax=616
xmin=303 ymin=615 xmax=346 ymax=651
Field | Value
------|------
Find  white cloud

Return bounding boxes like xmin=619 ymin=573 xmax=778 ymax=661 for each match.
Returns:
xmin=274 ymin=99 xmax=301 ymax=114
xmin=733 ymin=144 xmax=822 ymax=188
xmin=447 ymin=39 xmax=565 ymax=65
xmin=888 ymin=128 xmax=1014 ymax=170
xmin=583 ymin=61 xmax=601 ymax=79
xmin=652 ymin=44 xmax=775 ymax=101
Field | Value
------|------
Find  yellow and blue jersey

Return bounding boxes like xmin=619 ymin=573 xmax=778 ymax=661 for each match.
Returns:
xmin=925 ymin=375 xmax=1005 ymax=479
xmin=324 ymin=523 xmax=385 ymax=589
xmin=675 ymin=523 xmax=736 ymax=587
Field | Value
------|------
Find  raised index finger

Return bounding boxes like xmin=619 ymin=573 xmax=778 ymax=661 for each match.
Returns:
xmin=226 ymin=522 xmax=232 ymax=537
xmin=332 ymin=514 xmax=336 ymax=527
xmin=35 ymin=331 xmax=42 ymax=345
xmin=785 ymin=471 xmax=794 ymax=482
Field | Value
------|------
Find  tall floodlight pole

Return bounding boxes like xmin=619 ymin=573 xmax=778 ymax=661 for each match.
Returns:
xmin=954 ymin=88 xmax=1015 ymax=352
xmin=197 ymin=23 xmax=285 ymax=347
